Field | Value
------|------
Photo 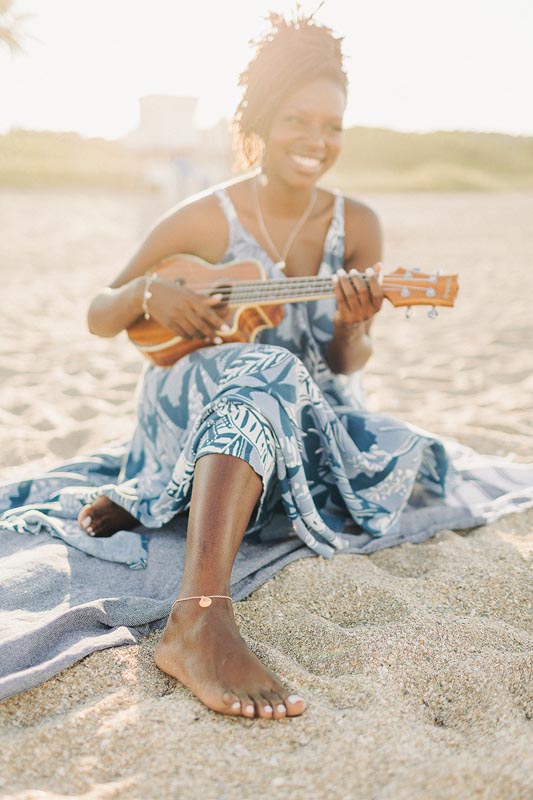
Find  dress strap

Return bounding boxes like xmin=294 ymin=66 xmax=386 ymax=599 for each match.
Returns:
xmin=214 ymin=188 xmax=237 ymax=221
xmin=322 ymin=190 xmax=346 ymax=272
xmin=214 ymin=188 xmax=240 ymax=255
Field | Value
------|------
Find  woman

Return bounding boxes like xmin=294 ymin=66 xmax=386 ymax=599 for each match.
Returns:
xmin=3 ymin=11 xmax=531 ymax=718
xmin=79 ymin=12 xmax=386 ymax=720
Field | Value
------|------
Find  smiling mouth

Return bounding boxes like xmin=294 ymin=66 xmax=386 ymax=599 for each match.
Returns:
xmin=290 ymin=154 xmax=324 ymax=172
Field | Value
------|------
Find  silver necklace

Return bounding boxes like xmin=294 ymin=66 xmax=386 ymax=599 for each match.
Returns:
xmin=253 ymin=177 xmax=317 ymax=271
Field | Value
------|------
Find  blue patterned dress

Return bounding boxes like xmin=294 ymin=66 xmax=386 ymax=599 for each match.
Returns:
xmin=2 ymin=188 xmax=533 ymax=565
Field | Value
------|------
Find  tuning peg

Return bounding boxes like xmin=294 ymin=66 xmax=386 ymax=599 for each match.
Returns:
xmin=427 ymin=307 xmax=438 ymax=319
xmin=405 ymin=306 xmax=413 ymax=319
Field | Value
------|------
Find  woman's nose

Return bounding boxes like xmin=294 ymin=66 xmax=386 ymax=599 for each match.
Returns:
xmin=301 ymin=126 xmax=326 ymax=150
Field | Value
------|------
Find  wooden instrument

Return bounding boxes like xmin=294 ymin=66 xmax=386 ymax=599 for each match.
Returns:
xmin=127 ymin=254 xmax=459 ymax=367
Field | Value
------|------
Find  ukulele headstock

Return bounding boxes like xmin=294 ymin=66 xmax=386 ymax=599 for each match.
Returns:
xmin=384 ymin=267 xmax=459 ymax=310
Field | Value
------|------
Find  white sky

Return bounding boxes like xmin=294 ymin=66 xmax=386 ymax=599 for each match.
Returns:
xmin=1 ymin=0 xmax=532 ymax=139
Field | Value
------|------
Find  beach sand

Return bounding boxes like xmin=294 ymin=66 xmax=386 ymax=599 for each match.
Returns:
xmin=0 ymin=188 xmax=532 ymax=799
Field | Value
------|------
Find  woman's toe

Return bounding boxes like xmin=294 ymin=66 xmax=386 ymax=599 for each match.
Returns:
xmin=236 ymin=691 xmax=256 ymax=718
xmin=265 ymin=691 xmax=287 ymax=720
xmin=253 ymin=693 xmax=273 ymax=719
xmin=284 ymin=692 xmax=306 ymax=717
xmin=222 ymin=692 xmax=242 ymax=715
xmin=78 ymin=505 xmax=92 ymax=527
xmin=78 ymin=506 xmax=96 ymax=534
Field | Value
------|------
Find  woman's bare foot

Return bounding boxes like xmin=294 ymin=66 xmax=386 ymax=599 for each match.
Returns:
xmin=154 ymin=598 xmax=306 ymax=720
xmin=78 ymin=496 xmax=139 ymax=537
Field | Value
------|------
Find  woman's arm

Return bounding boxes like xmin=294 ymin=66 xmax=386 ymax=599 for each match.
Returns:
xmin=326 ymin=200 xmax=384 ymax=375
xmin=88 ymin=195 xmax=228 ymax=338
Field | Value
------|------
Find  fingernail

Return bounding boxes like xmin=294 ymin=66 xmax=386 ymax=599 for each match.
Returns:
xmin=338 ymin=268 xmax=347 ymax=276
xmin=349 ymin=268 xmax=360 ymax=277
xmin=276 ymin=704 xmax=286 ymax=713
xmin=231 ymin=701 xmax=240 ymax=710
xmin=220 ymin=323 xmax=231 ymax=332
xmin=366 ymin=267 xmax=375 ymax=276
xmin=212 ymin=293 xmax=223 ymax=301
xmin=81 ymin=516 xmax=92 ymax=528
xmin=264 ymin=705 xmax=273 ymax=713
xmin=287 ymin=694 xmax=303 ymax=705
xmin=87 ymin=530 xmax=95 ymax=536
xmin=245 ymin=704 xmax=254 ymax=714
xmin=213 ymin=336 xmax=223 ymax=345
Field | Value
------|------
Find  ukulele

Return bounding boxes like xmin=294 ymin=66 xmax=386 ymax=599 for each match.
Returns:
xmin=127 ymin=254 xmax=459 ymax=367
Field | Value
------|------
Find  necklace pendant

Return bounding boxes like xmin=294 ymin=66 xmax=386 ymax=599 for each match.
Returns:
xmin=275 ymin=261 xmax=286 ymax=271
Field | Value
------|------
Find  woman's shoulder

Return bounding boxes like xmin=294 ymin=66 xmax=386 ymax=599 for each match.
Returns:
xmin=314 ymin=189 xmax=381 ymax=229
xmin=340 ymin=194 xmax=383 ymax=267
xmin=146 ymin=175 xmax=254 ymax=263
xmin=168 ymin=173 xmax=254 ymax=218
xmin=342 ymin=194 xmax=381 ymax=227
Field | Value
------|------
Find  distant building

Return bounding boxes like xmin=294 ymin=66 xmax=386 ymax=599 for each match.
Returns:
xmin=127 ymin=95 xmax=198 ymax=154
xmin=125 ymin=94 xmax=233 ymax=204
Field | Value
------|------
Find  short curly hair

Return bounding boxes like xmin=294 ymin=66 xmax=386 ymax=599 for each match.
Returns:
xmin=233 ymin=8 xmax=348 ymax=169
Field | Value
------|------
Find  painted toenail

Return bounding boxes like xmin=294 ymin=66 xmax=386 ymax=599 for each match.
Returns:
xmin=245 ymin=705 xmax=254 ymax=714
xmin=231 ymin=702 xmax=240 ymax=710
xmin=276 ymin=704 xmax=286 ymax=713
xmin=287 ymin=694 xmax=303 ymax=704
xmin=81 ymin=517 xmax=91 ymax=528
xmin=264 ymin=705 xmax=273 ymax=714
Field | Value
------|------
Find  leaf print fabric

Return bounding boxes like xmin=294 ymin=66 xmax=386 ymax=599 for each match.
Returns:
xmin=1 ymin=187 xmax=533 ymax=566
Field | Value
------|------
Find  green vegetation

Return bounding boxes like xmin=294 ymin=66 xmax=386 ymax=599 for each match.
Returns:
xmin=1 ymin=126 xmax=532 ymax=191
xmin=328 ymin=127 xmax=533 ymax=191
xmin=0 ymin=130 xmax=144 ymax=189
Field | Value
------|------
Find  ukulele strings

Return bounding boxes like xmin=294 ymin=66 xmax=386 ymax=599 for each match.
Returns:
xmin=186 ymin=277 xmax=439 ymax=305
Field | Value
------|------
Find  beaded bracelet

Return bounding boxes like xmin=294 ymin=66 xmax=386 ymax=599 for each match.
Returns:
xmin=142 ymin=273 xmax=156 ymax=320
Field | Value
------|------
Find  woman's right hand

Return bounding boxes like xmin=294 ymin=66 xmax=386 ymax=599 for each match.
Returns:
xmin=146 ymin=278 xmax=230 ymax=341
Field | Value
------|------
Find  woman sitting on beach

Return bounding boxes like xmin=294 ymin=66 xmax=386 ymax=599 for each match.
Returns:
xmin=59 ymin=12 xmax=530 ymax=720
xmin=77 ymin=13 xmax=387 ymax=719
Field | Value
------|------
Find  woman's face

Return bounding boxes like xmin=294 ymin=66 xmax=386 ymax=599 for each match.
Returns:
xmin=262 ymin=76 xmax=346 ymax=188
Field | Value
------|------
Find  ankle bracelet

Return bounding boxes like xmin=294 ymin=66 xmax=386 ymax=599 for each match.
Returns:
xmin=171 ymin=594 xmax=232 ymax=610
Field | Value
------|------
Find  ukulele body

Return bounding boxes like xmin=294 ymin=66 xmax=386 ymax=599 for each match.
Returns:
xmin=127 ymin=255 xmax=284 ymax=367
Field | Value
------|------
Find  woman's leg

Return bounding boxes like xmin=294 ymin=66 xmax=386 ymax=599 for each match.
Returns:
xmin=154 ymin=452 xmax=306 ymax=720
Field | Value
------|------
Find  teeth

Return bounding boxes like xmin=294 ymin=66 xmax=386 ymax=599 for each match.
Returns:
xmin=291 ymin=154 xmax=322 ymax=170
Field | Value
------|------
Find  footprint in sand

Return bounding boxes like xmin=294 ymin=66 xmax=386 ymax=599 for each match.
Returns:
xmin=6 ymin=402 xmax=32 ymax=415
xmin=70 ymin=403 xmax=99 ymax=422
xmin=48 ymin=428 xmax=90 ymax=457
xmin=33 ymin=418 xmax=56 ymax=432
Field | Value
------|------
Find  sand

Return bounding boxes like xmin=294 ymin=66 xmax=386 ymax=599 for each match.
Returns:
xmin=0 ymin=188 xmax=532 ymax=800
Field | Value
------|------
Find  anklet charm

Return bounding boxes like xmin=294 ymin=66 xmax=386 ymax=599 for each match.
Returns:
xmin=172 ymin=594 xmax=231 ymax=610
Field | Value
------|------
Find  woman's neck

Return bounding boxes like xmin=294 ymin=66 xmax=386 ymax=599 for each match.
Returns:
xmin=256 ymin=171 xmax=317 ymax=218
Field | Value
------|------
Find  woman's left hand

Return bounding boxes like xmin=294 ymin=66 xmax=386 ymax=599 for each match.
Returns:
xmin=332 ymin=264 xmax=384 ymax=327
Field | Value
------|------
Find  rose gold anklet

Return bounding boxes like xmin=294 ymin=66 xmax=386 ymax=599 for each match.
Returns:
xmin=171 ymin=594 xmax=232 ymax=609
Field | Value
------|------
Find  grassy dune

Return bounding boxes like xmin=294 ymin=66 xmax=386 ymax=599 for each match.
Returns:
xmin=0 ymin=130 xmax=144 ymax=190
xmin=1 ymin=126 xmax=532 ymax=191
xmin=329 ymin=127 xmax=533 ymax=191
